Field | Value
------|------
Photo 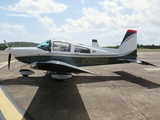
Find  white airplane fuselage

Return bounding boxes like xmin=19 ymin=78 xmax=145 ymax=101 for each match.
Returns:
xmin=4 ymin=41 xmax=133 ymax=67
xmin=4 ymin=30 xmax=155 ymax=79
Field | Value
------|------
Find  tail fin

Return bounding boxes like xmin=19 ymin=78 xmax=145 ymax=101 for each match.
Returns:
xmin=118 ymin=30 xmax=156 ymax=67
xmin=119 ymin=29 xmax=137 ymax=59
xmin=92 ymin=39 xmax=99 ymax=48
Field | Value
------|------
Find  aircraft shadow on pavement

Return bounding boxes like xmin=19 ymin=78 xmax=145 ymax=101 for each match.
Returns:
xmin=1 ymin=72 xmax=160 ymax=120
xmin=114 ymin=71 xmax=160 ymax=89
xmin=1 ymin=75 xmax=121 ymax=120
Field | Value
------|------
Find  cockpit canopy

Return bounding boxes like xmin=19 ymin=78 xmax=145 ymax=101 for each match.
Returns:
xmin=37 ymin=40 xmax=51 ymax=51
xmin=37 ymin=40 xmax=91 ymax=53
xmin=37 ymin=40 xmax=71 ymax=52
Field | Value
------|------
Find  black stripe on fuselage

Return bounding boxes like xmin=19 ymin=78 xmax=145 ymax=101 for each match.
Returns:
xmin=16 ymin=56 xmax=109 ymax=66
xmin=15 ymin=50 xmax=137 ymax=67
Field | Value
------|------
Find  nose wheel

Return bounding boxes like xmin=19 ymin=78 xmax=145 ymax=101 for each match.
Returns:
xmin=19 ymin=64 xmax=34 ymax=77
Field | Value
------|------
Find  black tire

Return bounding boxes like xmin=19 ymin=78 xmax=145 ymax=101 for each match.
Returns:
xmin=23 ymin=75 xmax=28 ymax=77
xmin=54 ymin=79 xmax=66 ymax=82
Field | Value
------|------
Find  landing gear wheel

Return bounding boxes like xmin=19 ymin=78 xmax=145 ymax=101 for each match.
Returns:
xmin=23 ymin=75 xmax=28 ymax=77
xmin=54 ymin=79 xmax=66 ymax=82
xmin=19 ymin=65 xmax=35 ymax=77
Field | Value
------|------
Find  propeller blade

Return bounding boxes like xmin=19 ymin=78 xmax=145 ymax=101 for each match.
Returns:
xmin=4 ymin=40 xmax=10 ymax=48
xmin=8 ymin=54 xmax=11 ymax=69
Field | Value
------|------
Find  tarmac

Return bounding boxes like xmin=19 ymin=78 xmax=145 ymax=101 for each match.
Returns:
xmin=0 ymin=51 xmax=160 ymax=120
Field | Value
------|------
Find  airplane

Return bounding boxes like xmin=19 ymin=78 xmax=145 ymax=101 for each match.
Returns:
xmin=4 ymin=29 xmax=156 ymax=80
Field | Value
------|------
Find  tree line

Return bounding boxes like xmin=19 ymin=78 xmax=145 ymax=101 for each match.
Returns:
xmin=107 ymin=44 xmax=160 ymax=49
xmin=137 ymin=44 xmax=160 ymax=49
xmin=0 ymin=42 xmax=38 ymax=50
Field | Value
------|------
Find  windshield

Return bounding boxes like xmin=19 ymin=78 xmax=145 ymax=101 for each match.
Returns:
xmin=37 ymin=40 xmax=51 ymax=51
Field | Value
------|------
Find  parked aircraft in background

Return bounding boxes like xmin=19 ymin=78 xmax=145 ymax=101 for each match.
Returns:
xmin=4 ymin=30 xmax=155 ymax=80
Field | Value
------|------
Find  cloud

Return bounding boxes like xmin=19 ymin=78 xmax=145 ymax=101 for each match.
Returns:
xmin=81 ymin=0 xmax=85 ymax=4
xmin=146 ymin=1 xmax=160 ymax=27
xmin=38 ymin=16 xmax=57 ymax=30
xmin=7 ymin=14 xmax=30 ymax=17
xmin=65 ymin=7 xmax=111 ymax=32
xmin=3 ymin=0 xmax=68 ymax=16
xmin=0 ymin=23 xmax=26 ymax=35
xmin=1 ymin=0 xmax=158 ymax=45
xmin=37 ymin=7 xmax=112 ymax=39
xmin=36 ymin=6 xmax=143 ymax=44
xmin=59 ymin=0 xmax=160 ymax=45
xmin=37 ymin=16 xmax=71 ymax=39
xmin=0 ymin=6 xmax=6 ymax=10
xmin=120 ymin=0 xmax=150 ymax=11
xmin=99 ymin=0 xmax=123 ymax=13
xmin=120 ymin=0 xmax=160 ymax=26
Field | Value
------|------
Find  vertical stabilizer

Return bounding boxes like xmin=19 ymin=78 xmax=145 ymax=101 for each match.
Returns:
xmin=92 ymin=39 xmax=99 ymax=48
xmin=119 ymin=30 xmax=137 ymax=57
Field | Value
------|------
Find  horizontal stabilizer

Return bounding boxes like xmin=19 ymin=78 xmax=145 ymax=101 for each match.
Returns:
xmin=138 ymin=60 xmax=157 ymax=67
xmin=118 ymin=59 xmax=157 ymax=67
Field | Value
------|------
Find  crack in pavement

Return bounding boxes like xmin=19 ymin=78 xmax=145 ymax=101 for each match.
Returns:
xmin=110 ymin=81 xmax=149 ymax=120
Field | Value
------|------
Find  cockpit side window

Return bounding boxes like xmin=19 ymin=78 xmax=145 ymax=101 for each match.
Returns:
xmin=53 ymin=42 xmax=70 ymax=52
xmin=74 ymin=46 xmax=90 ymax=53
xmin=37 ymin=40 xmax=51 ymax=51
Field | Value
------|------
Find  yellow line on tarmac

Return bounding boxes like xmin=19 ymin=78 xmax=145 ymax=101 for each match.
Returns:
xmin=0 ymin=88 xmax=26 ymax=120
xmin=0 ymin=60 xmax=26 ymax=120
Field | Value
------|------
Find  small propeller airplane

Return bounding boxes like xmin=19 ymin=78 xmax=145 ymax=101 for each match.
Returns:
xmin=4 ymin=29 xmax=156 ymax=80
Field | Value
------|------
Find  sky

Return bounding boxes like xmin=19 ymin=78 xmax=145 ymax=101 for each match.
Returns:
xmin=0 ymin=0 xmax=160 ymax=46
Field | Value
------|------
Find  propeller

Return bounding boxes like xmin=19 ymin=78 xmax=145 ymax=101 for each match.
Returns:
xmin=8 ymin=54 xmax=11 ymax=69
xmin=4 ymin=40 xmax=12 ymax=69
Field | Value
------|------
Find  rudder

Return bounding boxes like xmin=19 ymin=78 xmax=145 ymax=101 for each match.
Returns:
xmin=119 ymin=29 xmax=137 ymax=58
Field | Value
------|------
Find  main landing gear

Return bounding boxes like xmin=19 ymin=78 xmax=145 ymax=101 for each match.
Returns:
xmin=19 ymin=65 xmax=72 ymax=81
xmin=46 ymin=71 xmax=72 ymax=81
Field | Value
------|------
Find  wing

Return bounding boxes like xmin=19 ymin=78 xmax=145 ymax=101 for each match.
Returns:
xmin=30 ymin=60 xmax=96 ymax=75
xmin=118 ymin=59 xmax=157 ymax=67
